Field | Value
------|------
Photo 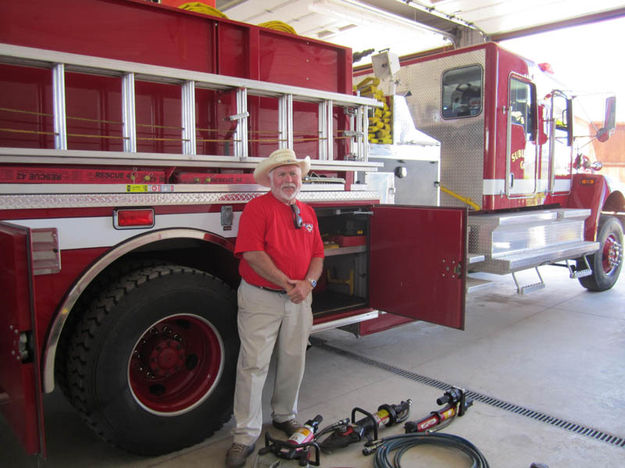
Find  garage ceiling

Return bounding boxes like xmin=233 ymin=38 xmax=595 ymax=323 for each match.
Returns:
xmin=215 ymin=0 xmax=625 ymax=62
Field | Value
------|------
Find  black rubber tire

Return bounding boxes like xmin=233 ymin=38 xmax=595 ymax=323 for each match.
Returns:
xmin=65 ymin=265 xmax=238 ymax=455
xmin=55 ymin=259 xmax=168 ymax=400
xmin=578 ymin=216 xmax=624 ymax=291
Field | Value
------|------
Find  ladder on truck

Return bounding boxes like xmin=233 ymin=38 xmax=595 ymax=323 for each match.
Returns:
xmin=0 ymin=43 xmax=381 ymax=173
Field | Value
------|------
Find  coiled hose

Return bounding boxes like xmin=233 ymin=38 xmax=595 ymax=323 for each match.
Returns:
xmin=258 ymin=21 xmax=297 ymax=34
xmin=370 ymin=432 xmax=489 ymax=468
xmin=178 ymin=2 xmax=227 ymax=18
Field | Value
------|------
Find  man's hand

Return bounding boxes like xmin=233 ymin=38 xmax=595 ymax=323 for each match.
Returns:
xmin=242 ymin=251 xmax=290 ymax=290
xmin=286 ymin=278 xmax=312 ymax=304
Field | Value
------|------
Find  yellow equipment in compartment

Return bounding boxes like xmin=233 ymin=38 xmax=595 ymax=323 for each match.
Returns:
xmin=355 ymin=77 xmax=392 ymax=144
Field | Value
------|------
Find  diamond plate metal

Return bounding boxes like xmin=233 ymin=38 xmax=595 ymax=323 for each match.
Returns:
xmin=394 ymin=49 xmax=487 ymax=209
xmin=0 ymin=190 xmax=380 ymax=210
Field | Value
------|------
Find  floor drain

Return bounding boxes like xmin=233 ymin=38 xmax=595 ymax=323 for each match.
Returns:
xmin=311 ymin=338 xmax=625 ymax=449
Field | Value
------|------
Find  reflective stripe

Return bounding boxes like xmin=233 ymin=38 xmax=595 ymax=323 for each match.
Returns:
xmin=482 ymin=178 xmax=570 ymax=195
xmin=11 ymin=212 xmax=236 ymax=250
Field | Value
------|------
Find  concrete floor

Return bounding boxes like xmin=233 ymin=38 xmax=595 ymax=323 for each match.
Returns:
xmin=2 ymin=265 xmax=624 ymax=467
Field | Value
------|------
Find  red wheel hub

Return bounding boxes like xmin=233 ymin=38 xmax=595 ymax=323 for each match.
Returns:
xmin=128 ymin=315 xmax=223 ymax=415
xmin=602 ymin=234 xmax=622 ymax=275
xmin=148 ymin=338 xmax=186 ymax=378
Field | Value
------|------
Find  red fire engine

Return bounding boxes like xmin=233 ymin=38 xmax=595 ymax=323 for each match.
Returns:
xmin=0 ymin=0 xmax=622 ymax=459
xmin=355 ymin=43 xmax=623 ymax=294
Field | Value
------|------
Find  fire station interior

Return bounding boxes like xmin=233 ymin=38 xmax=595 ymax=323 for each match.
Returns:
xmin=1 ymin=2 xmax=625 ymax=468
xmin=4 ymin=268 xmax=622 ymax=468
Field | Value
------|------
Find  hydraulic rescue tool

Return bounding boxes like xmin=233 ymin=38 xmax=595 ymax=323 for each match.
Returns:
xmin=363 ymin=388 xmax=487 ymax=468
xmin=403 ymin=387 xmax=472 ymax=433
xmin=257 ymin=415 xmax=323 ymax=467
xmin=316 ymin=400 xmax=411 ymax=452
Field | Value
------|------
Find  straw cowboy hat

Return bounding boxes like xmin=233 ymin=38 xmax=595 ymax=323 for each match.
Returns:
xmin=253 ymin=148 xmax=311 ymax=187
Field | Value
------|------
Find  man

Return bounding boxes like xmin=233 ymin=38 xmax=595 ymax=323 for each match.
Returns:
xmin=226 ymin=148 xmax=324 ymax=468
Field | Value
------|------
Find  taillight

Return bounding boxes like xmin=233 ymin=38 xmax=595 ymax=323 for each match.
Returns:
xmin=114 ymin=208 xmax=155 ymax=229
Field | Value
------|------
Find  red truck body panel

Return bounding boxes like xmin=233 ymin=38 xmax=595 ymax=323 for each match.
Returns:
xmin=0 ymin=224 xmax=45 ymax=455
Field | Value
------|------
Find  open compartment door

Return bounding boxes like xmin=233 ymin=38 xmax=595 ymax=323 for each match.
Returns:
xmin=369 ymin=206 xmax=467 ymax=329
xmin=0 ymin=222 xmax=45 ymax=456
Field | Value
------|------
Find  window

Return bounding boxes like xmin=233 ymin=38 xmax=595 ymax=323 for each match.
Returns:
xmin=441 ymin=65 xmax=483 ymax=119
xmin=509 ymin=77 xmax=536 ymax=140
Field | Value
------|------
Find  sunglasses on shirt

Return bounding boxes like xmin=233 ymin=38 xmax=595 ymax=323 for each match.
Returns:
xmin=290 ymin=204 xmax=303 ymax=229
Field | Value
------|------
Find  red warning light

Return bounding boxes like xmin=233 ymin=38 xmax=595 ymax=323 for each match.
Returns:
xmin=114 ymin=208 xmax=155 ymax=229
xmin=538 ymin=63 xmax=554 ymax=74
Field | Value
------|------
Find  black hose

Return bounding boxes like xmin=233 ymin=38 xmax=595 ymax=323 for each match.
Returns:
xmin=369 ymin=433 xmax=489 ymax=468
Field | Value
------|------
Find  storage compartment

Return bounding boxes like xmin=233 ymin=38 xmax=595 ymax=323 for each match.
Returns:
xmin=313 ymin=206 xmax=371 ymax=317
xmin=310 ymin=204 xmax=466 ymax=330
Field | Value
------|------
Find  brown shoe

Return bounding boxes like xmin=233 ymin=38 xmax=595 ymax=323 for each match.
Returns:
xmin=272 ymin=419 xmax=300 ymax=437
xmin=225 ymin=442 xmax=255 ymax=468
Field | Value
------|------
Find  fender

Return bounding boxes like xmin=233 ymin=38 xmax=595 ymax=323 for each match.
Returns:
xmin=42 ymin=228 xmax=234 ymax=393
xmin=567 ymin=174 xmax=610 ymax=241
xmin=602 ymin=180 xmax=625 ymax=217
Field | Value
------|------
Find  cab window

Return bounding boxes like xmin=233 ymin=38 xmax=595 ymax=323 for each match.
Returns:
xmin=441 ymin=65 xmax=483 ymax=119
xmin=509 ymin=77 xmax=536 ymax=141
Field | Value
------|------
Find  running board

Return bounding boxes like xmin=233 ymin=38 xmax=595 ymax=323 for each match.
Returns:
xmin=470 ymin=241 xmax=599 ymax=274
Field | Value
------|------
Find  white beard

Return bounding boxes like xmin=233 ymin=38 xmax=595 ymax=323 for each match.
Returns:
xmin=277 ymin=183 xmax=299 ymax=201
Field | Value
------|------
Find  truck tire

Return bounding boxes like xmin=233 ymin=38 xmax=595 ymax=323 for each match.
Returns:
xmin=578 ymin=216 xmax=623 ymax=291
xmin=55 ymin=259 xmax=168 ymax=400
xmin=65 ymin=264 xmax=238 ymax=455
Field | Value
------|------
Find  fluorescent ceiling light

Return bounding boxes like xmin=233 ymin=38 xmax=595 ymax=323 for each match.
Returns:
xmin=309 ymin=0 xmax=454 ymax=41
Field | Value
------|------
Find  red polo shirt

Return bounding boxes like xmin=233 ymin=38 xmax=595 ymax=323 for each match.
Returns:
xmin=235 ymin=192 xmax=324 ymax=289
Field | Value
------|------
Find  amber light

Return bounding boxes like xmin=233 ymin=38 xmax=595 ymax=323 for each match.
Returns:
xmin=114 ymin=208 xmax=155 ymax=229
xmin=580 ymin=179 xmax=596 ymax=185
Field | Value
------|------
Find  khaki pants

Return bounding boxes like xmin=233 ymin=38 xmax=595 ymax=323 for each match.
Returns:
xmin=232 ymin=279 xmax=313 ymax=445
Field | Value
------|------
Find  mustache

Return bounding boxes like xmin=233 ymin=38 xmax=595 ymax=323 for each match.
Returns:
xmin=278 ymin=182 xmax=299 ymax=200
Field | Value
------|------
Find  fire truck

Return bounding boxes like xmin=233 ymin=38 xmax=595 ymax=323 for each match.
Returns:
xmin=355 ymin=43 xmax=623 ymax=295
xmin=0 ymin=0 xmax=622 ymax=460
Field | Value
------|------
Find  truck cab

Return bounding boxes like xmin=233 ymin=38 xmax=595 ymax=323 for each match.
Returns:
xmin=356 ymin=42 xmax=624 ymax=293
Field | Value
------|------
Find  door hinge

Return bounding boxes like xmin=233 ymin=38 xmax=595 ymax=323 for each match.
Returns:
xmin=441 ymin=258 xmax=462 ymax=279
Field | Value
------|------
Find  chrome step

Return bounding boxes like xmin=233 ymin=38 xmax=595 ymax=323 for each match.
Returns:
xmin=470 ymin=240 xmax=599 ymax=274
xmin=565 ymin=257 xmax=592 ymax=278
xmin=512 ymin=268 xmax=545 ymax=295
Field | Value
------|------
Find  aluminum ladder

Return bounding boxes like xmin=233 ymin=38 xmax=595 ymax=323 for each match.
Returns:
xmin=0 ymin=43 xmax=381 ymax=171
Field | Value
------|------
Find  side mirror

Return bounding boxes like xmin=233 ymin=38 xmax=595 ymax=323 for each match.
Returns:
xmin=566 ymin=98 xmax=574 ymax=146
xmin=596 ymin=96 xmax=616 ymax=143
xmin=574 ymin=154 xmax=603 ymax=172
